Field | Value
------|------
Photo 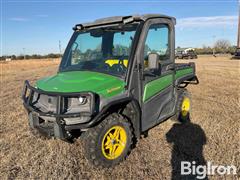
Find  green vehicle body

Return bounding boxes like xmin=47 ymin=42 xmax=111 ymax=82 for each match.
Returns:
xmin=142 ymin=67 xmax=193 ymax=102
xmin=36 ymin=71 xmax=126 ymax=98
xmin=24 ymin=63 xmax=196 ymax=133
xmin=22 ymin=14 xmax=199 ymax=167
xmin=36 ymin=68 xmax=193 ymax=101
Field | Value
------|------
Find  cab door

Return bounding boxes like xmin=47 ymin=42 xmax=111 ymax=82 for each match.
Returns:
xmin=140 ymin=19 xmax=175 ymax=131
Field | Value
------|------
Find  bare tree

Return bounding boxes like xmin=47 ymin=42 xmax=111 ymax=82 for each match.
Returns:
xmin=214 ymin=39 xmax=231 ymax=53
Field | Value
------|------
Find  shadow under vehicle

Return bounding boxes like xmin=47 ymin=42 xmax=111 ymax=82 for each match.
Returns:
xmin=22 ymin=14 xmax=199 ymax=167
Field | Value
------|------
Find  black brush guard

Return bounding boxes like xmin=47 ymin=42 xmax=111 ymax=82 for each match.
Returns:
xmin=22 ymin=80 xmax=95 ymax=139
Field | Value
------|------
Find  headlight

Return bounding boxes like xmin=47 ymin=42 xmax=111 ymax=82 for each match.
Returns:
xmin=66 ymin=95 xmax=91 ymax=113
xmin=32 ymin=94 xmax=57 ymax=113
xmin=78 ymin=96 xmax=87 ymax=105
xmin=64 ymin=95 xmax=93 ymax=125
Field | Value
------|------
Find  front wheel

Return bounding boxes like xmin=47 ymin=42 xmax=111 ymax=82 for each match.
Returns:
xmin=82 ymin=113 xmax=133 ymax=168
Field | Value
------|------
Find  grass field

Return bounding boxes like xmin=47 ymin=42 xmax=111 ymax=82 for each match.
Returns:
xmin=0 ymin=56 xmax=239 ymax=179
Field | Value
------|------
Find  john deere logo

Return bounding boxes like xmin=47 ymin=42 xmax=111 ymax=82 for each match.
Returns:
xmin=107 ymin=86 xmax=121 ymax=93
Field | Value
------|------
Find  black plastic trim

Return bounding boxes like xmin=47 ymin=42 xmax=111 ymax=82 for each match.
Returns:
xmin=65 ymin=97 xmax=134 ymax=130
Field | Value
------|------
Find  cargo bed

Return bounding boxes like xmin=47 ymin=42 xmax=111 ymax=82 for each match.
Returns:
xmin=174 ymin=62 xmax=198 ymax=87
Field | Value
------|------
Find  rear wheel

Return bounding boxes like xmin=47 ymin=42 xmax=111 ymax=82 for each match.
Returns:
xmin=83 ymin=113 xmax=133 ymax=168
xmin=172 ymin=89 xmax=191 ymax=123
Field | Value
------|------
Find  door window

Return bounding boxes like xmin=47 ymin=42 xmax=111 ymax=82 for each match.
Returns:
xmin=144 ymin=24 xmax=170 ymax=70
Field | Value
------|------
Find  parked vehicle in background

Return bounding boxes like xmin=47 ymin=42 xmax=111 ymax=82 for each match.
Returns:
xmin=175 ymin=48 xmax=198 ymax=59
xmin=231 ymin=48 xmax=240 ymax=59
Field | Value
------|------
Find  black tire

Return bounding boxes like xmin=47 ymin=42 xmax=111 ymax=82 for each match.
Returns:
xmin=172 ymin=89 xmax=191 ymax=123
xmin=82 ymin=113 xmax=133 ymax=168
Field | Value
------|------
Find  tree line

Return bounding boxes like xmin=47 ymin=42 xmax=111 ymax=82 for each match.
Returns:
xmin=194 ymin=46 xmax=236 ymax=55
xmin=194 ymin=39 xmax=237 ymax=55
xmin=0 ymin=53 xmax=62 ymax=61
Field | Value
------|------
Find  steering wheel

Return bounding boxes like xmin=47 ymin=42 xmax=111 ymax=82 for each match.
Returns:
xmin=111 ymin=63 xmax=126 ymax=74
xmin=115 ymin=55 xmax=127 ymax=73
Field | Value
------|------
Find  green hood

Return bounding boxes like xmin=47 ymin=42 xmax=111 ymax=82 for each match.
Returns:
xmin=36 ymin=71 xmax=126 ymax=98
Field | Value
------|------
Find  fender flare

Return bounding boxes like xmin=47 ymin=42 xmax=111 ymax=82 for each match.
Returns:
xmin=91 ymin=96 xmax=142 ymax=138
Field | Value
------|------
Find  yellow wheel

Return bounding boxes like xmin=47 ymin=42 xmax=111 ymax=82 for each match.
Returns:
xmin=101 ymin=126 xmax=127 ymax=160
xmin=181 ymin=97 xmax=190 ymax=117
xmin=173 ymin=89 xmax=191 ymax=123
xmin=83 ymin=113 xmax=133 ymax=167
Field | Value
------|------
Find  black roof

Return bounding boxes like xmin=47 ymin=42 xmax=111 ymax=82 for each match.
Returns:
xmin=73 ymin=14 xmax=176 ymax=30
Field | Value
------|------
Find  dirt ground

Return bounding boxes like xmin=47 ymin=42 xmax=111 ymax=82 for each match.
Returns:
xmin=0 ymin=56 xmax=239 ymax=179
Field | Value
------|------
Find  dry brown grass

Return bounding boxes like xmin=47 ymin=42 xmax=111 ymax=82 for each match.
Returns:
xmin=0 ymin=56 xmax=239 ymax=179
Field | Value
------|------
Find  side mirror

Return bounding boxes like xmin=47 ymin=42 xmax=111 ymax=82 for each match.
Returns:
xmin=148 ymin=53 xmax=159 ymax=70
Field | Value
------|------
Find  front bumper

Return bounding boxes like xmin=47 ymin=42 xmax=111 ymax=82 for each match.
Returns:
xmin=22 ymin=80 xmax=97 ymax=139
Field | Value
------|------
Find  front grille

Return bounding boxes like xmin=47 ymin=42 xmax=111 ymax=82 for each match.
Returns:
xmin=22 ymin=80 xmax=95 ymax=118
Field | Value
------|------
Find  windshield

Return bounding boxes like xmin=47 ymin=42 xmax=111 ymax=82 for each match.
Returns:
xmin=59 ymin=23 xmax=140 ymax=78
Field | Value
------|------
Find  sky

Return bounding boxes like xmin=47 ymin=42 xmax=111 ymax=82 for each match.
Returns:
xmin=1 ymin=0 xmax=239 ymax=55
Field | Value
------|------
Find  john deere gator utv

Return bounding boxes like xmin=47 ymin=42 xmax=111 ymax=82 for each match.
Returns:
xmin=22 ymin=14 xmax=199 ymax=167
